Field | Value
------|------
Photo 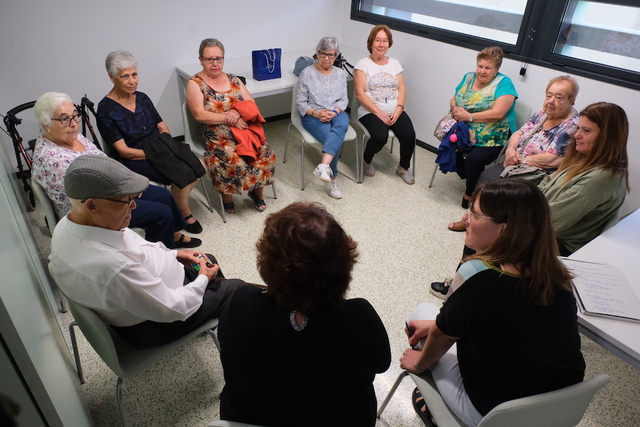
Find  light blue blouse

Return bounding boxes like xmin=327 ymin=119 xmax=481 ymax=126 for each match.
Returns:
xmin=296 ymin=65 xmax=348 ymax=116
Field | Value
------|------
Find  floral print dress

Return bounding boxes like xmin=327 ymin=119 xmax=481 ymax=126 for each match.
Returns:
xmin=190 ymin=73 xmax=276 ymax=195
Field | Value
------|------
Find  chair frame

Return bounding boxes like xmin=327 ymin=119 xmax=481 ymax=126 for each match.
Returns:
xmin=182 ymin=102 xmax=277 ymax=223
xmin=284 ymin=82 xmax=360 ymax=189
xmin=349 ymin=85 xmax=416 ymax=183
xmin=377 ymin=370 xmax=610 ymax=427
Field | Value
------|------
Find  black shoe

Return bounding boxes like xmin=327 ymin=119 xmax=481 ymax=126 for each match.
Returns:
xmin=430 ymin=278 xmax=452 ymax=300
xmin=175 ymin=234 xmax=202 ymax=249
xmin=183 ymin=214 xmax=203 ymax=234
xmin=461 ymin=196 xmax=470 ymax=209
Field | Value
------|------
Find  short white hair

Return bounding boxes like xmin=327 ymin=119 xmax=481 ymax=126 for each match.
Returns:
xmin=316 ymin=36 xmax=340 ymax=56
xmin=34 ymin=92 xmax=74 ymax=134
xmin=105 ymin=50 xmax=137 ymax=77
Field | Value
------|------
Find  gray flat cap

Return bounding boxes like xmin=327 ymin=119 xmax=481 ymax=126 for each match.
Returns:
xmin=65 ymin=154 xmax=149 ymax=199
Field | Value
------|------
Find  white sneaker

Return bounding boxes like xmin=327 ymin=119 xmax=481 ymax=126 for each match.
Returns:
xmin=313 ymin=163 xmax=332 ymax=183
xmin=325 ymin=179 xmax=342 ymax=199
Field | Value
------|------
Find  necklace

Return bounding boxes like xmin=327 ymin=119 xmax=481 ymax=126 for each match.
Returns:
xmin=290 ymin=310 xmax=308 ymax=332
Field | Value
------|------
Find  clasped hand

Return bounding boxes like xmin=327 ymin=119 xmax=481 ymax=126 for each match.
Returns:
xmin=224 ymin=109 xmax=248 ymax=129
xmin=452 ymin=106 xmax=470 ymax=123
xmin=316 ymin=109 xmax=337 ymax=123
xmin=177 ymin=250 xmax=220 ymax=280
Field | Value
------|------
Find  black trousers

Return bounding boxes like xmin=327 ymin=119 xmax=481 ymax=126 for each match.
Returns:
xmin=360 ymin=111 xmax=415 ymax=170
xmin=456 ymin=145 xmax=503 ymax=197
xmin=112 ymin=254 xmax=245 ymax=349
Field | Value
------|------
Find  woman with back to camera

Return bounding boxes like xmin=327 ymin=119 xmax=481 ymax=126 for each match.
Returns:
xmin=218 ymin=202 xmax=391 ymax=427
xmin=296 ymin=36 xmax=349 ymax=199
xmin=96 ymin=51 xmax=204 ymax=234
xmin=449 ymin=46 xmax=518 ymax=208
xmin=186 ymin=38 xmax=276 ymax=214
xmin=400 ymin=179 xmax=585 ymax=426
xmin=354 ymin=24 xmax=416 ymax=184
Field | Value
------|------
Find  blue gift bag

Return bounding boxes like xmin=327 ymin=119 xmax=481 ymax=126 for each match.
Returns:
xmin=252 ymin=48 xmax=282 ymax=81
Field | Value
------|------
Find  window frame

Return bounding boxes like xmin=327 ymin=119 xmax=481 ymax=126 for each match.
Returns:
xmin=351 ymin=0 xmax=640 ymax=91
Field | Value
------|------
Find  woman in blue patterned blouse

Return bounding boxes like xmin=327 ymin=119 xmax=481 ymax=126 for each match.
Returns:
xmin=296 ymin=36 xmax=349 ymax=199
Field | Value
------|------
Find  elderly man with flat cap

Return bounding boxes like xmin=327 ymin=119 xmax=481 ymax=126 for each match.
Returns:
xmin=49 ymin=154 xmax=245 ymax=349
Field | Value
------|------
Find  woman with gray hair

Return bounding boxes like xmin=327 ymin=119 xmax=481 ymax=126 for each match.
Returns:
xmin=296 ymin=36 xmax=349 ymax=199
xmin=186 ymin=38 xmax=276 ymax=214
xmin=96 ymin=50 xmax=204 ymax=234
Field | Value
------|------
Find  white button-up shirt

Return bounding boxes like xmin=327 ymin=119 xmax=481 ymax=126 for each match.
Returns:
xmin=49 ymin=216 xmax=208 ymax=327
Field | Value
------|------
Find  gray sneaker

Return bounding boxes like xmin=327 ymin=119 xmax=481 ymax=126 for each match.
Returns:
xmin=325 ymin=179 xmax=342 ymax=199
xmin=313 ymin=163 xmax=332 ymax=183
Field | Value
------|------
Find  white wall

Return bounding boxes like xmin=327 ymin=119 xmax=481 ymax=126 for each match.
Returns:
xmin=339 ymin=2 xmax=640 ymax=215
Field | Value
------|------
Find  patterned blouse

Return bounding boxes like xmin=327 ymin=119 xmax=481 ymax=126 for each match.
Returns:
xmin=296 ymin=65 xmax=348 ymax=116
xmin=518 ymin=108 xmax=578 ymax=157
xmin=31 ymin=134 xmax=105 ymax=218
xmin=454 ymin=72 xmax=518 ymax=147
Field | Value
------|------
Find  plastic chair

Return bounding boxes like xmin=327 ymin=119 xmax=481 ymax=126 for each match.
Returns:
xmin=349 ymin=86 xmax=416 ymax=183
xmin=429 ymin=100 xmax=532 ymax=188
xmin=283 ymin=82 xmax=359 ymax=189
xmin=49 ymin=264 xmax=221 ymax=427
xmin=377 ymin=370 xmax=610 ymax=427
xmin=182 ymin=102 xmax=277 ymax=223
xmin=30 ymin=178 xmax=59 ymax=235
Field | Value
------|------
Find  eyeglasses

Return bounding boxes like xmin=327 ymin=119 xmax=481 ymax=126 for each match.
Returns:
xmin=317 ymin=52 xmax=337 ymax=59
xmin=201 ymin=56 xmax=224 ymax=64
xmin=467 ymin=208 xmax=494 ymax=222
xmin=51 ymin=113 xmax=81 ymax=127
xmin=82 ymin=194 xmax=139 ymax=207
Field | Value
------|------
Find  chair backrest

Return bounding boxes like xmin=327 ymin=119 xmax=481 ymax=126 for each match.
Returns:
xmin=477 ymin=374 xmax=611 ymax=427
xmin=290 ymin=82 xmax=304 ymax=130
xmin=182 ymin=102 xmax=207 ymax=157
xmin=30 ymin=178 xmax=59 ymax=233
xmin=514 ymin=100 xmax=532 ymax=130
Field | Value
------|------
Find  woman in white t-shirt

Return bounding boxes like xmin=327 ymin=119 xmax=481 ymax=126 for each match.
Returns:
xmin=354 ymin=25 xmax=416 ymax=184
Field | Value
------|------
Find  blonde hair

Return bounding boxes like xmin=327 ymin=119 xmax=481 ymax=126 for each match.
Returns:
xmin=477 ymin=46 xmax=504 ymax=70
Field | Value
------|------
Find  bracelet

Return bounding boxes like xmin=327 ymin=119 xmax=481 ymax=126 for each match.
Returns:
xmin=397 ymin=104 xmax=404 ymax=111
xmin=414 ymin=361 xmax=425 ymax=372
xmin=330 ymin=109 xmax=339 ymax=115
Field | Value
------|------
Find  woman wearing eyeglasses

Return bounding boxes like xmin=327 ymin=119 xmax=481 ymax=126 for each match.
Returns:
xmin=354 ymin=24 xmax=416 ymax=184
xmin=296 ymin=36 xmax=349 ymax=199
xmin=185 ymin=38 xmax=276 ymax=214
xmin=32 ymin=92 xmax=201 ymax=248
xmin=400 ymin=179 xmax=585 ymax=427
xmin=96 ymin=50 xmax=204 ymax=235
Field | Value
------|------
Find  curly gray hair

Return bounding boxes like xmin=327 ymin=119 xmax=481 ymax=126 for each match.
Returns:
xmin=34 ymin=92 xmax=74 ymax=134
xmin=316 ymin=36 xmax=340 ymax=56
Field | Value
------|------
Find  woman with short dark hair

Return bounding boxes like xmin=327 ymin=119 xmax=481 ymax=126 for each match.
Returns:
xmin=218 ymin=202 xmax=391 ymax=427
xmin=401 ymin=180 xmax=585 ymax=426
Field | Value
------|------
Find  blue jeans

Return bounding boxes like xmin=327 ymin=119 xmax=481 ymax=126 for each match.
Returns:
xmin=300 ymin=112 xmax=349 ymax=176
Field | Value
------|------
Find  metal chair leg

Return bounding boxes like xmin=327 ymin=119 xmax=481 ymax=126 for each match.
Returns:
xmin=412 ymin=138 xmax=417 ymax=179
xmin=200 ymin=179 xmax=214 ymax=213
xmin=283 ymin=123 xmax=292 ymax=163
xmin=377 ymin=370 xmax=409 ymax=418
xmin=217 ymin=192 xmax=227 ymax=223
xmin=271 ymin=182 xmax=278 ymax=199
xmin=429 ymin=162 xmax=439 ymax=188
xmin=300 ymin=139 xmax=305 ymax=190
xmin=59 ymin=293 xmax=68 ymax=313
xmin=69 ymin=321 xmax=84 ymax=383
xmin=116 ymin=377 xmax=129 ymax=427
xmin=206 ymin=329 xmax=221 ymax=351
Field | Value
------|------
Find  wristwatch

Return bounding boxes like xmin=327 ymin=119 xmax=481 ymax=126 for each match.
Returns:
xmin=468 ymin=114 xmax=473 ymax=123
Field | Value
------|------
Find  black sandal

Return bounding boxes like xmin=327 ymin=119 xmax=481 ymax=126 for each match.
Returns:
xmin=412 ymin=388 xmax=437 ymax=426
xmin=247 ymin=189 xmax=266 ymax=212
xmin=183 ymin=214 xmax=203 ymax=234
xmin=223 ymin=201 xmax=235 ymax=213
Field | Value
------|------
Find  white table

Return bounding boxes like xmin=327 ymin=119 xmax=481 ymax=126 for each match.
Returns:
xmin=176 ymin=46 xmax=365 ymax=101
xmin=570 ymin=208 xmax=640 ymax=370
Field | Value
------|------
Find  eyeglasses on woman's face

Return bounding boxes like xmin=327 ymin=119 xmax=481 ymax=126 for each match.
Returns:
xmin=51 ymin=113 xmax=81 ymax=127
xmin=317 ymin=51 xmax=336 ymax=59
xmin=467 ymin=207 xmax=494 ymax=222
xmin=201 ymin=56 xmax=225 ymax=64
